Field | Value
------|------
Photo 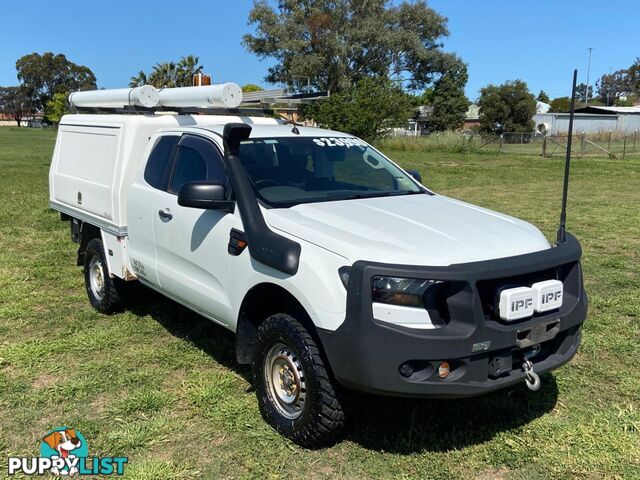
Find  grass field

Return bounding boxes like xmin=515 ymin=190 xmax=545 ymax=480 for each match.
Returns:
xmin=0 ymin=127 xmax=638 ymax=479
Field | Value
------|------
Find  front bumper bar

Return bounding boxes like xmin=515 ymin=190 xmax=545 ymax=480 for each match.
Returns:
xmin=318 ymin=233 xmax=588 ymax=398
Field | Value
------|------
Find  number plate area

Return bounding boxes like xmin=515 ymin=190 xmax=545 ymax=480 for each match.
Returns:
xmin=498 ymin=280 xmax=563 ymax=321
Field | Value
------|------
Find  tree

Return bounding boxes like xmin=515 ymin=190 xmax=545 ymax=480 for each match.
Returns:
xmin=148 ymin=62 xmax=179 ymax=88
xmin=595 ymin=70 xmax=629 ymax=105
xmin=477 ymin=80 xmax=536 ymax=133
xmin=410 ymin=88 xmax=434 ymax=107
xmin=241 ymin=83 xmax=264 ymax=92
xmin=303 ymin=77 xmax=412 ymax=141
xmin=15 ymin=52 xmax=96 ymax=111
xmin=627 ymin=57 xmax=640 ymax=96
xmin=129 ymin=70 xmax=148 ymax=87
xmin=549 ymin=97 xmax=571 ymax=112
xmin=429 ymin=63 xmax=470 ymax=131
xmin=614 ymin=97 xmax=634 ymax=107
xmin=0 ymin=86 xmax=33 ymax=126
xmin=243 ymin=0 xmax=459 ymax=93
xmin=130 ymin=55 xmax=203 ymax=88
xmin=575 ymin=83 xmax=593 ymax=103
xmin=537 ymin=90 xmax=550 ymax=103
xmin=45 ymin=92 xmax=69 ymax=125
xmin=176 ymin=55 xmax=203 ymax=86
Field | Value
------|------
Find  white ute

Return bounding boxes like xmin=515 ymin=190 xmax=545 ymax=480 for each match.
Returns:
xmin=50 ymin=85 xmax=587 ymax=447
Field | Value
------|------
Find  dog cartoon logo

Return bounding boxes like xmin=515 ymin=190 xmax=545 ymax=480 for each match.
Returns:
xmin=40 ymin=428 xmax=88 ymax=476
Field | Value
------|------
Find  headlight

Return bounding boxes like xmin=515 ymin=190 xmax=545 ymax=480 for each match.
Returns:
xmin=372 ymin=276 xmax=439 ymax=307
xmin=372 ymin=276 xmax=449 ymax=328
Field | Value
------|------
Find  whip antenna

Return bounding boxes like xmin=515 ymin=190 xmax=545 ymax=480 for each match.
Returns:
xmin=557 ymin=69 xmax=578 ymax=244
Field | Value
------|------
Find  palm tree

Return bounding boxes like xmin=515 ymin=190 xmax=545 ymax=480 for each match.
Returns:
xmin=129 ymin=70 xmax=147 ymax=88
xmin=128 ymin=55 xmax=204 ymax=89
xmin=176 ymin=55 xmax=203 ymax=87
xmin=148 ymin=62 xmax=178 ymax=88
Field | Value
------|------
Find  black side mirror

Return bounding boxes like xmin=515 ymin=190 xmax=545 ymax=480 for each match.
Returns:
xmin=178 ymin=181 xmax=235 ymax=212
xmin=406 ymin=169 xmax=423 ymax=183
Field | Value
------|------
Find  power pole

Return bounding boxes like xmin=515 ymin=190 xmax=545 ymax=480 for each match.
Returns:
xmin=606 ymin=66 xmax=612 ymax=106
xmin=585 ymin=47 xmax=594 ymax=105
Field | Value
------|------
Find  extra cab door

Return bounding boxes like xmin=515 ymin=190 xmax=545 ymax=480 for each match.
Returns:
xmin=153 ymin=134 xmax=236 ymax=325
xmin=128 ymin=134 xmax=180 ymax=286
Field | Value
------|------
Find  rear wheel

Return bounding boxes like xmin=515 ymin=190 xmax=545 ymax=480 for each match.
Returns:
xmin=253 ymin=313 xmax=346 ymax=448
xmin=84 ymin=238 xmax=126 ymax=314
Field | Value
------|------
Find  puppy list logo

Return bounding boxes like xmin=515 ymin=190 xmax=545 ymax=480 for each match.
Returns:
xmin=7 ymin=427 xmax=127 ymax=476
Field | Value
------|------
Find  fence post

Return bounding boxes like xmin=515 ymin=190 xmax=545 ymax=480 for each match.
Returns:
xmin=581 ymin=131 xmax=586 ymax=156
xmin=499 ymin=134 xmax=503 ymax=149
xmin=635 ymin=129 xmax=638 ymax=152
xmin=608 ymin=129 xmax=612 ymax=151
xmin=542 ymin=136 xmax=547 ymax=157
xmin=623 ymin=136 xmax=627 ymax=159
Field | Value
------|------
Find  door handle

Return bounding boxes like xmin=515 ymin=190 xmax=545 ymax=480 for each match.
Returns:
xmin=158 ymin=208 xmax=173 ymax=221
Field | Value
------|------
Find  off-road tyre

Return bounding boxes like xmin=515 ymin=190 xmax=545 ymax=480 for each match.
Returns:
xmin=253 ymin=313 xmax=346 ymax=448
xmin=84 ymin=238 xmax=126 ymax=314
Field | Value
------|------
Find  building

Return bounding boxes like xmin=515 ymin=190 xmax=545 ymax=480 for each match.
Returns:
xmin=534 ymin=106 xmax=640 ymax=135
xmin=0 ymin=112 xmax=44 ymax=127
xmin=536 ymin=101 xmax=550 ymax=113
xmin=463 ymin=104 xmax=480 ymax=130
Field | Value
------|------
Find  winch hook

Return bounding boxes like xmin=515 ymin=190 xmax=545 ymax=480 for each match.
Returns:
xmin=522 ymin=359 xmax=541 ymax=391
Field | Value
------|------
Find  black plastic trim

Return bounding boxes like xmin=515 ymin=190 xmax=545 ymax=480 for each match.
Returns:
xmin=317 ymin=233 xmax=588 ymax=398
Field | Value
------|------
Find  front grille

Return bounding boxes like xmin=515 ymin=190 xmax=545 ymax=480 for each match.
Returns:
xmin=476 ymin=267 xmax=559 ymax=323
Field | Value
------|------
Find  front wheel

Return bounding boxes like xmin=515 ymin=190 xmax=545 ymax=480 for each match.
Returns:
xmin=84 ymin=238 xmax=126 ymax=314
xmin=253 ymin=314 xmax=346 ymax=448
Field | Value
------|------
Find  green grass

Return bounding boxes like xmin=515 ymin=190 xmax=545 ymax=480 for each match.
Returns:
xmin=0 ymin=126 xmax=639 ymax=479
xmin=376 ymin=133 xmax=640 ymax=160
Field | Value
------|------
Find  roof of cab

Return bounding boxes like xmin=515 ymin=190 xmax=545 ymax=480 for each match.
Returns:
xmin=193 ymin=124 xmax=355 ymax=139
xmin=58 ymin=114 xmax=356 ymax=139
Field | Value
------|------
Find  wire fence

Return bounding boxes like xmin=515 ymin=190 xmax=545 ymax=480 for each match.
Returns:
xmin=379 ymin=130 xmax=640 ymax=159
xmin=542 ymin=130 xmax=639 ymax=159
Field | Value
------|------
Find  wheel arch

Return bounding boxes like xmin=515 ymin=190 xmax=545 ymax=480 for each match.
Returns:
xmin=76 ymin=221 xmax=102 ymax=266
xmin=235 ymin=282 xmax=323 ymax=365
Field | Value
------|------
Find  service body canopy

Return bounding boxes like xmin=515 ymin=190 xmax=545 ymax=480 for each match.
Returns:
xmin=68 ymin=85 xmax=159 ymax=108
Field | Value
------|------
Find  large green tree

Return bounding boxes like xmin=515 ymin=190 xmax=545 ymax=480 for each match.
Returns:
xmin=130 ymin=55 xmax=203 ymax=88
xmin=16 ymin=52 xmax=96 ymax=111
xmin=595 ymin=59 xmax=640 ymax=105
xmin=478 ymin=80 xmax=536 ymax=133
xmin=241 ymin=83 xmax=264 ymax=93
xmin=429 ymin=63 xmax=470 ymax=131
xmin=304 ymin=77 xmax=412 ymax=141
xmin=243 ymin=0 xmax=460 ymax=93
xmin=575 ymin=83 xmax=593 ymax=104
xmin=0 ymin=86 xmax=33 ymax=126
xmin=45 ymin=92 xmax=69 ymax=125
xmin=537 ymin=90 xmax=550 ymax=103
xmin=627 ymin=57 xmax=640 ymax=96
xmin=549 ymin=96 xmax=571 ymax=113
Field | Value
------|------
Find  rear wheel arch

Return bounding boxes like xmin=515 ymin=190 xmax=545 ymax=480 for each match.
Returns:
xmin=235 ymin=283 xmax=322 ymax=365
xmin=76 ymin=221 xmax=102 ymax=266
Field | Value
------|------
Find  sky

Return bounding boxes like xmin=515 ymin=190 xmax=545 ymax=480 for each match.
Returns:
xmin=1 ymin=1 xmax=638 ymax=101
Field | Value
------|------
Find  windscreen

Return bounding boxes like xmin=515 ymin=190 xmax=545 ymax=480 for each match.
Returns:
xmin=238 ymin=137 xmax=422 ymax=207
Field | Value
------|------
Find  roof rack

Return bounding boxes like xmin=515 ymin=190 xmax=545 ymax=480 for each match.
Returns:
xmin=70 ymin=86 xmax=329 ymax=116
xmin=72 ymin=105 xmax=278 ymax=116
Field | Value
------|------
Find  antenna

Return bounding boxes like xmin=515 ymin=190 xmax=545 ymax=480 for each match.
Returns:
xmin=557 ymin=69 xmax=578 ymax=244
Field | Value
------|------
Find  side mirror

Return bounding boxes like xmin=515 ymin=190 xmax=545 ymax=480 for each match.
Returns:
xmin=178 ymin=181 xmax=235 ymax=212
xmin=406 ymin=169 xmax=423 ymax=183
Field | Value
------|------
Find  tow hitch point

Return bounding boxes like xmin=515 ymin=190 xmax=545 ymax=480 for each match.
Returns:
xmin=522 ymin=359 xmax=541 ymax=391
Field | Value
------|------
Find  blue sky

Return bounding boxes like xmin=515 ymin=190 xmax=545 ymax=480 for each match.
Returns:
xmin=1 ymin=1 xmax=638 ymax=101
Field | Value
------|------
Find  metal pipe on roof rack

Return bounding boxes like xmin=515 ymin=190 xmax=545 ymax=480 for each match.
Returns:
xmin=68 ymin=85 xmax=159 ymax=108
xmin=157 ymin=83 xmax=243 ymax=109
